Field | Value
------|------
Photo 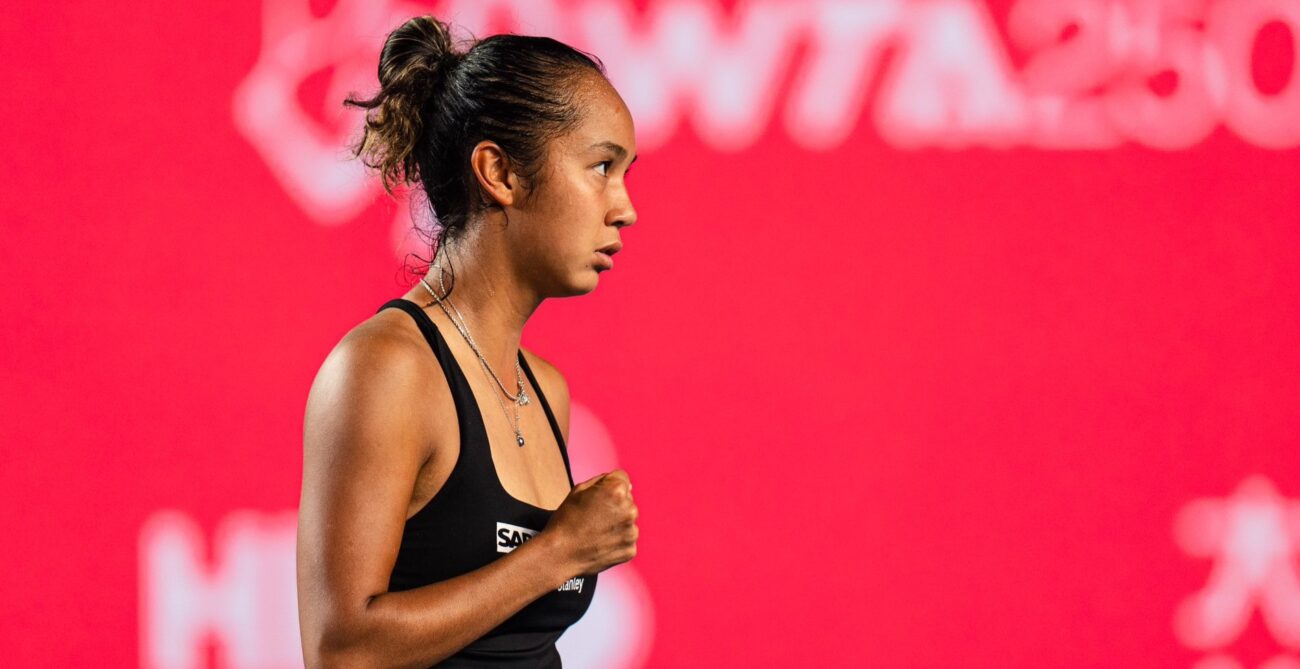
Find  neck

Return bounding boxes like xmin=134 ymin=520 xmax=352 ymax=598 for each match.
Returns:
xmin=424 ymin=219 xmax=542 ymax=378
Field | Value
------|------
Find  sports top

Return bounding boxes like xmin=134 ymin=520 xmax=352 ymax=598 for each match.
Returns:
xmin=378 ymin=298 xmax=597 ymax=668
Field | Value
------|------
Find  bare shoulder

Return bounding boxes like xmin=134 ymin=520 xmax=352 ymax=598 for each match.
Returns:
xmin=521 ymin=346 xmax=571 ymax=441
xmin=317 ymin=312 xmax=440 ymax=400
xmin=298 ymin=310 xmax=452 ymax=640
xmin=304 ymin=311 xmax=450 ymax=464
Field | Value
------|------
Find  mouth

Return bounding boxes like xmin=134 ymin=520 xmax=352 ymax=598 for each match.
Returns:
xmin=595 ymin=241 xmax=622 ymax=270
xmin=596 ymin=241 xmax=623 ymax=256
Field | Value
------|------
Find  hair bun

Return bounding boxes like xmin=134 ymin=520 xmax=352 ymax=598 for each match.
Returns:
xmin=379 ymin=15 xmax=460 ymax=95
xmin=343 ymin=15 xmax=462 ymax=195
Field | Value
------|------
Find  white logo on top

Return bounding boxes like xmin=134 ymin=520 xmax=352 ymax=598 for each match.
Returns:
xmin=496 ymin=521 xmax=539 ymax=553
xmin=230 ymin=0 xmax=1300 ymax=262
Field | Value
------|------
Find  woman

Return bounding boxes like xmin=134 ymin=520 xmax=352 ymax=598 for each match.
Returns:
xmin=297 ymin=15 xmax=640 ymax=668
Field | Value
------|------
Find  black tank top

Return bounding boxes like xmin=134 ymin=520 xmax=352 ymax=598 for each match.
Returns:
xmin=378 ymin=298 xmax=597 ymax=668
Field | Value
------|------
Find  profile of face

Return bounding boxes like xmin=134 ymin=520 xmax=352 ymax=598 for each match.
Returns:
xmin=476 ymin=71 xmax=639 ymax=297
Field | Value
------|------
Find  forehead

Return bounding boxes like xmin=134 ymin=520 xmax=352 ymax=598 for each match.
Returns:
xmin=562 ymin=73 xmax=636 ymax=154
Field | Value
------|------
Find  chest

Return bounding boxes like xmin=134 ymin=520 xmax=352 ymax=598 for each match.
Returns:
xmin=406 ymin=370 xmax=572 ymax=519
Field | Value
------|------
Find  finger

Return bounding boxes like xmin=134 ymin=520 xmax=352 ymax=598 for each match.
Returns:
xmin=574 ymin=473 xmax=607 ymax=491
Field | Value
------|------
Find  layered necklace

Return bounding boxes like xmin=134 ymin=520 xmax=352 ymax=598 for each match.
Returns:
xmin=420 ymin=265 xmax=532 ymax=447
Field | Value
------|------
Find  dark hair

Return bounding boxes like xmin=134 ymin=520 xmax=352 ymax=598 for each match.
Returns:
xmin=343 ymin=15 xmax=606 ymax=274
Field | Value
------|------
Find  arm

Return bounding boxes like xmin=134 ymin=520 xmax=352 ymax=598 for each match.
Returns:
xmin=298 ymin=331 xmax=578 ymax=669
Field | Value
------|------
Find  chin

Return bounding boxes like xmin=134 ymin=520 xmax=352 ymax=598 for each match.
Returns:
xmin=555 ymin=269 xmax=600 ymax=297
xmin=575 ymin=272 xmax=601 ymax=295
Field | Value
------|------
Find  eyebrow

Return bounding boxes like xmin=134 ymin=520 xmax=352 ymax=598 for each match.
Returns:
xmin=589 ymin=141 xmax=638 ymax=166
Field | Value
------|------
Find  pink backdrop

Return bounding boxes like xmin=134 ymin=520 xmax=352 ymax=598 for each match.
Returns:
xmin=4 ymin=0 xmax=1300 ymax=667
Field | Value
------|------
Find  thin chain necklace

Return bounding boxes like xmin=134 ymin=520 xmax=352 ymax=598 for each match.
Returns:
xmin=427 ymin=265 xmax=528 ymax=405
xmin=420 ymin=267 xmax=532 ymax=447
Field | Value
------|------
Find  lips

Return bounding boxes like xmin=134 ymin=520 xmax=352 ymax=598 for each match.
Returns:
xmin=594 ymin=250 xmax=615 ymax=270
xmin=596 ymin=241 xmax=623 ymax=256
xmin=595 ymin=241 xmax=622 ymax=270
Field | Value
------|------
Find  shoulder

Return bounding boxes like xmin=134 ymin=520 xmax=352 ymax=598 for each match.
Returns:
xmin=319 ymin=313 xmax=439 ymax=395
xmin=305 ymin=312 xmax=450 ymax=454
xmin=521 ymin=346 xmax=571 ymax=437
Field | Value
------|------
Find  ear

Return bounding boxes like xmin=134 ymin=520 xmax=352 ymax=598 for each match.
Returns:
xmin=469 ymin=140 xmax=519 ymax=208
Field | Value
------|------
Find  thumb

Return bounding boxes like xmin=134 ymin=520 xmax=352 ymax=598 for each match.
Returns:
xmin=572 ymin=472 xmax=608 ymax=492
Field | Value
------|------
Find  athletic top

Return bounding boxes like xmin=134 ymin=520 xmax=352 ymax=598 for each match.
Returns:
xmin=378 ymin=298 xmax=597 ymax=668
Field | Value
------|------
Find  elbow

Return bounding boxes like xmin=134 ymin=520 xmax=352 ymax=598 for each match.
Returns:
xmin=302 ymin=611 xmax=374 ymax=669
xmin=304 ymin=636 xmax=373 ymax=669
xmin=302 ymin=634 xmax=351 ymax=669
xmin=303 ymin=596 xmax=442 ymax=669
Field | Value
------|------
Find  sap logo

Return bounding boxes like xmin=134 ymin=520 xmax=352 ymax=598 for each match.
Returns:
xmin=497 ymin=521 xmax=540 ymax=553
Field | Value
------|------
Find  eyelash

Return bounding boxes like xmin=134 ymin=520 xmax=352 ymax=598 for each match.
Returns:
xmin=597 ymin=161 xmax=634 ymax=179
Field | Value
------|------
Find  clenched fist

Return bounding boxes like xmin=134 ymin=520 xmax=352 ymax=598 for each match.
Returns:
xmin=543 ymin=469 xmax=638 ymax=576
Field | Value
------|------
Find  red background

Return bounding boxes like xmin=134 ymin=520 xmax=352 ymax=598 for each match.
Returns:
xmin=3 ymin=0 xmax=1299 ymax=666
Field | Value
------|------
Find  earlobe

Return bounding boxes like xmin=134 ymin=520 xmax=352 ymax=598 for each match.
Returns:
xmin=470 ymin=140 xmax=516 ymax=208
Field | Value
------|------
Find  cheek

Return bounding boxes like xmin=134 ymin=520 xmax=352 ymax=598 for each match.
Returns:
xmin=522 ymin=173 xmax=602 ymax=263
xmin=539 ymin=194 xmax=600 ymax=254
xmin=522 ymin=219 xmax=586 ymax=269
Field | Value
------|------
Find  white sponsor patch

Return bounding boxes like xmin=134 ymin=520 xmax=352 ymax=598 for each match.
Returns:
xmin=496 ymin=521 xmax=539 ymax=553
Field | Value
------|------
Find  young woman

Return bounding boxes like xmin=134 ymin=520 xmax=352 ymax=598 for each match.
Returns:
xmin=297 ymin=15 xmax=640 ymax=668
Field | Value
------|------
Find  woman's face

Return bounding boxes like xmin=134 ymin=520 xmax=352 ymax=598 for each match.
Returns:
xmin=510 ymin=72 xmax=638 ymax=297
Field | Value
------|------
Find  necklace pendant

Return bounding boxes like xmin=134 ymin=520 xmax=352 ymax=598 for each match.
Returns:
xmin=516 ymin=433 xmax=526 ymax=447
xmin=518 ymin=389 xmax=531 ymax=406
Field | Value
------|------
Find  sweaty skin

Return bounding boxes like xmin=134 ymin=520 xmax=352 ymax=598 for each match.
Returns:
xmin=297 ymin=71 xmax=640 ymax=668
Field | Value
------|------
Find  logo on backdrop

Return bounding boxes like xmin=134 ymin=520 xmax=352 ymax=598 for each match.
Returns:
xmin=233 ymin=0 xmax=1300 ymax=259
xmin=1173 ymin=475 xmax=1300 ymax=669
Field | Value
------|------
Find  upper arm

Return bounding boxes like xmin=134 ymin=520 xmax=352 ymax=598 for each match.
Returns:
xmin=298 ymin=328 xmax=439 ymax=654
xmin=522 ymin=348 xmax=570 ymax=444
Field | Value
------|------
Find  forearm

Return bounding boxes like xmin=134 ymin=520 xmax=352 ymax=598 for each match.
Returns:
xmin=313 ymin=532 xmax=575 ymax=669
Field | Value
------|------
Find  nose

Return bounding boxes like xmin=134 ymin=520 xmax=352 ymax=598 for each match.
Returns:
xmin=609 ymin=199 xmax=637 ymax=229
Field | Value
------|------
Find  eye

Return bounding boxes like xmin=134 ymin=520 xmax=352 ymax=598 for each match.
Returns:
xmin=595 ymin=160 xmax=612 ymax=176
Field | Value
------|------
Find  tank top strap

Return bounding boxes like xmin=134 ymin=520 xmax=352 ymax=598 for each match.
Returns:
xmin=376 ymin=298 xmax=493 ymax=477
xmin=517 ymin=353 xmax=575 ymax=486
xmin=378 ymin=298 xmax=461 ymax=389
